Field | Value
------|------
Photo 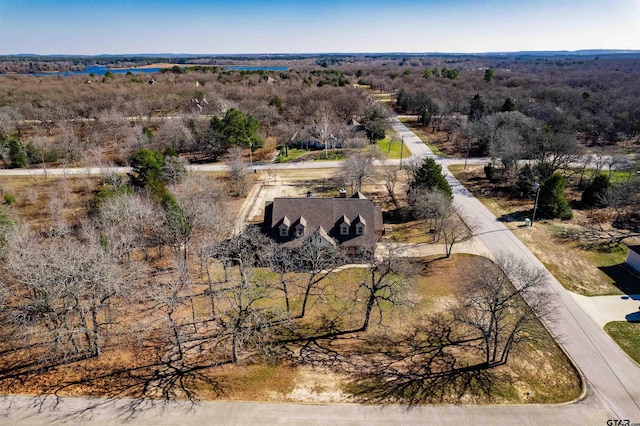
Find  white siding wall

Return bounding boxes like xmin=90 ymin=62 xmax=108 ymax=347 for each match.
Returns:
xmin=626 ymin=249 xmax=640 ymax=274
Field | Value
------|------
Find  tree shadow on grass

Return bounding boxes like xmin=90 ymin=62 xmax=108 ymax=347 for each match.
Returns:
xmin=497 ymin=209 xmax=531 ymax=224
xmin=342 ymin=329 xmax=507 ymax=406
xmin=0 ymin=340 xmax=230 ymax=423
xmin=19 ymin=358 xmax=228 ymax=423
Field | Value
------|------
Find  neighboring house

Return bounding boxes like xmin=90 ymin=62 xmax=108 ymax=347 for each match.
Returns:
xmin=264 ymin=191 xmax=383 ymax=253
xmin=348 ymin=118 xmax=365 ymax=132
xmin=626 ymin=245 xmax=640 ymax=274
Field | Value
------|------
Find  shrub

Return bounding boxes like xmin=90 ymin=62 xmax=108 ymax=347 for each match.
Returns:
xmin=581 ymin=174 xmax=611 ymax=207
xmin=484 ymin=163 xmax=496 ymax=181
xmin=3 ymin=194 xmax=15 ymax=205
xmin=4 ymin=136 xmax=28 ymax=168
xmin=514 ymin=164 xmax=536 ymax=198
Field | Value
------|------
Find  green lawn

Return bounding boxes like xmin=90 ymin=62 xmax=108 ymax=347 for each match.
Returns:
xmin=604 ymin=322 xmax=640 ymax=364
xmin=579 ymin=168 xmax=634 ymax=185
xmin=314 ymin=151 xmax=346 ymax=161
xmin=376 ymin=137 xmax=411 ymax=159
xmin=275 ymin=148 xmax=309 ymax=163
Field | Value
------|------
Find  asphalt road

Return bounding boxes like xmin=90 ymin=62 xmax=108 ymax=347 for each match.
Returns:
xmin=0 ymin=116 xmax=638 ymax=424
xmin=0 ymin=157 xmax=487 ymax=176
xmin=0 ymin=394 xmax=614 ymax=425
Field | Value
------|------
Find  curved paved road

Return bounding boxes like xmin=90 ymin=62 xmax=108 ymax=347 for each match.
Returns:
xmin=0 ymin=394 xmax=613 ymax=425
xmin=392 ymin=117 xmax=640 ymax=421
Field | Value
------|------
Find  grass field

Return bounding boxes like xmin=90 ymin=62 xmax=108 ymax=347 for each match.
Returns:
xmin=275 ymin=148 xmax=309 ymax=163
xmin=604 ymin=322 xmax=640 ymax=365
xmin=376 ymin=137 xmax=411 ymax=159
xmin=448 ymin=164 xmax=640 ymax=296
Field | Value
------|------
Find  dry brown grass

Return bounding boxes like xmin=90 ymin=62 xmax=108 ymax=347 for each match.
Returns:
xmin=0 ymin=174 xmax=99 ymax=228
xmin=0 ymin=170 xmax=581 ymax=405
xmin=449 ymin=164 xmax=636 ymax=296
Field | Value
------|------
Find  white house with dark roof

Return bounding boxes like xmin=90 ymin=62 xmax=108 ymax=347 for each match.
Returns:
xmin=263 ymin=191 xmax=383 ymax=252
xmin=626 ymin=245 xmax=640 ymax=274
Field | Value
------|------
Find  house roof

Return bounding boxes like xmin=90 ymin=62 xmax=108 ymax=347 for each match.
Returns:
xmin=265 ymin=195 xmax=383 ymax=248
xmin=338 ymin=215 xmax=351 ymax=226
xmin=628 ymin=245 xmax=640 ymax=255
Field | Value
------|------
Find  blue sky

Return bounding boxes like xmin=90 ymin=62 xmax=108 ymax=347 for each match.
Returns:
xmin=0 ymin=0 xmax=638 ymax=54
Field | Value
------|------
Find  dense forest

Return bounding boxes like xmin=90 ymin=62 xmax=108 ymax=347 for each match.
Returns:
xmin=1 ymin=54 xmax=639 ymax=163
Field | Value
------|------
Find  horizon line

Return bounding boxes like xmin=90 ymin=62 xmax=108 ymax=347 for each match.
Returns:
xmin=2 ymin=49 xmax=640 ymax=58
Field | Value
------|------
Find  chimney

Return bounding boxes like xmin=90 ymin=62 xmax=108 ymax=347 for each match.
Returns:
xmin=339 ymin=188 xmax=347 ymax=198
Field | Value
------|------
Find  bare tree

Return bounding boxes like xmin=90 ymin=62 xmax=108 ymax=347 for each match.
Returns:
xmin=92 ymin=191 xmax=166 ymax=262
xmin=291 ymin=231 xmax=345 ymax=319
xmin=209 ymin=226 xmax=280 ymax=364
xmin=313 ymin=103 xmax=336 ymax=159
xmin=357 ymin=247 xmax=414 ymax=332
xmin=452 ymin=255 xmax=550 ymax=368
xmin=263 ymin=240 xmax=296 ymax=322
xmin=225 ymin=146 xmax=249 ymax=197
xmin=161 ymin=155 xmax=188 ymax=187
xmin=530 ymin=131 xmax=579 ymax=177
xmin=145 ymin=258 xmax=193 ymax=363
xmin=96 ymin=108 xmax=132 ymax=148
xmin=441 ymin=211 xmax=472 ymax=258
xmin=27 ymin=136 xmax=50 ymax=177
xmin=55 ymin=122 xmax=83 ymax=165
xmin=381 ymin=164 xmax=401 ymax=209
xmin=0 ymin=106 xmax=22 ymax=136
xmin=336 ymin=141 xmax=381 ymax=194
xmin=408 ymin=188 xmax=452 ymax=241
xmin=489 ymin=126 xmax=525 ymax=175
xmin=2 ymin=231 xmax=128 ymax=364
xmin=155 ymin=119 xmax=194 ymax=153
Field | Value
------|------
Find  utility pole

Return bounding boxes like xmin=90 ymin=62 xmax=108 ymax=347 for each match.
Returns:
xmin=531 ymin=181 xmax=541 ymax=226
xmin=464 ymin=137 xmax=471 ymax=170
xmin=400 ymin=136 xmax=404 ymax=168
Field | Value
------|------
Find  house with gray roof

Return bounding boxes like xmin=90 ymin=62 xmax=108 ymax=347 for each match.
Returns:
xmin=263 ymin=191 xmax=383 ymax=253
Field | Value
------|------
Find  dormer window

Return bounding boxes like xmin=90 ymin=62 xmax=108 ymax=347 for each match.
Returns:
xmin=278 ymin=216 xmax=291 ymax=237
xmin=354 ymin=215 xmax=366 ymax=236
xmin=337 ymin=215 xmax=351 ymax=236
xmin=295 ymin=216 xmax=307 ymax=238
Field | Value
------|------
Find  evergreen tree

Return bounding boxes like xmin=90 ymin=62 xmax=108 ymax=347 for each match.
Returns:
xmin=4 ymin=136 xmax=28 ymax=168
xmin=538 ymin=173 xmax=573 ymax=219
xmin=484 ymin=69 xmax=495 ymax=83
xmin=409 ymin=157 xmax=452 ymax=198
xmin=581 ymin=174 xmax=611 ymax=207
xmin=501 ymin=98 xmax=516 ymax=112
xmin=514 ymin=164 xmax=536 ymax=198
xmin=128 ymin=148 xmax=164 ymax=188
xmin=469 ymin=93 xmax=485 ymax=121
xmin=209 ymin=108 xmax=262 ymax=150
